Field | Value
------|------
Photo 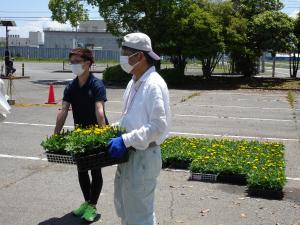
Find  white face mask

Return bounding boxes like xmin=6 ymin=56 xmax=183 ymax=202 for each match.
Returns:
xmin=120 ymin=52 xmax=139 ymax=74
xmin=71 ymin=64 xmax=85 ymax=77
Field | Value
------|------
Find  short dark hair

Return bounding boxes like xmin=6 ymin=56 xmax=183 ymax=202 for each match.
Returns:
xmin=122 ymin=46 xmax=155 ymax=66
xmin=69 ymin=48 xmax=94 ymax=67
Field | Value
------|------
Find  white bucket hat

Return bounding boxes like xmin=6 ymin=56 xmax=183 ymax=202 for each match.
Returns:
xmin=122 ymin=33 xmax=160 ymax=60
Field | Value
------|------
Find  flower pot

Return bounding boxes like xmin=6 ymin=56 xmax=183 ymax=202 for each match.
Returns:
xmin=45 ymin=150 xmax=129 ymax=171
xmin=247 ymin=187 xmax=284 ymax=200
xmin=164 ymin=160 xmax=190 ymax=170
xmin=189 ymin=172 xmax=219 ymax=182
xmin=217 ymin=173 xmax=247 ymax=185
xmin=46 ymin=153 xmax=76 ymax=165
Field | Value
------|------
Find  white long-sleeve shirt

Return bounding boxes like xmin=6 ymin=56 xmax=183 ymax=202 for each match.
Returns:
xmin=0 ymin=79 xmax=9 ymax=121
xmin=120 ymin=66 xmax=171 ymax=150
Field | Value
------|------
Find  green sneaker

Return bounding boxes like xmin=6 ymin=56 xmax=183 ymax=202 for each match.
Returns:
xmin=82 ymin=204 xmax=97 ymax=222
xmin=72 ymin=202 xmax=89 ymax=217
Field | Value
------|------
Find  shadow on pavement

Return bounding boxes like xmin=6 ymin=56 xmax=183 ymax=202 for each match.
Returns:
xmin=31 ymin=80 xmax=72 ymax=86
xmin=38 ymin=213 xmax=101 ymax=225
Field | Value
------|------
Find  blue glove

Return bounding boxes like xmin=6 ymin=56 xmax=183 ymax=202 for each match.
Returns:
xmin=107 ymin=136 xmax=127 ymax=159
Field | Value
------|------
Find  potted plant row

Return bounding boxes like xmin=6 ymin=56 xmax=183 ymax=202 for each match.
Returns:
xmin=41 ymin=125 xmax=129 ymax=171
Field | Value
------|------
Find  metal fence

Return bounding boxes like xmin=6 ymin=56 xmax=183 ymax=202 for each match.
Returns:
xmin=0 ymin=46 xmax=120 ymax=61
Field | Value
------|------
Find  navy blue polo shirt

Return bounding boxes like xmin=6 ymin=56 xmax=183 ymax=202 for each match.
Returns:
xmin=63 ymin=73 xmax=108 ymax=127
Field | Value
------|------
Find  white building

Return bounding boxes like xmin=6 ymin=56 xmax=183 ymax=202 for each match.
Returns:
xmin=0 ymin=34 xmax=29 ymax=47
xmin=29 ymin=31 xmax=43 ymax=46
xmin=0 ymin=31 xmax=43 ymax=47
xmin=43 ymin=20 xmax=119 ymax=50
xmin=79 ymin=20 xmax=106 ymax=32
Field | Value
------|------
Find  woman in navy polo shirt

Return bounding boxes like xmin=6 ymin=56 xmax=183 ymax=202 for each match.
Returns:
xmin=54 ymin=48 xmax=108 ymax=222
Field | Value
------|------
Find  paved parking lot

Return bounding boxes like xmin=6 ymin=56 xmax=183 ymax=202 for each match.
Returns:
xmin=0 ymin=63 xmax=300 ymax=225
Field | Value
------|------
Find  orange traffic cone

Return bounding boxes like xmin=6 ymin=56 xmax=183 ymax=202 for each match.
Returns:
xmin=46 ymin=82 xmax=56 ymax=104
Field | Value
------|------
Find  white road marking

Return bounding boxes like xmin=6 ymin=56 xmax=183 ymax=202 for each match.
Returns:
xmin=237 ymin=98 xmax=284 ymax=102
xmin=100 ymin=111 xmax=295 ymax=122
xmin=174 ymin=114 xmax=293 ymax=122
xmin=106 ymin=111 xmax=122 ymax=114
xmin=0 ymin=154 xmax=46 ymax=161
xmin=169 ymin=131 xmax=299 ymax=142
xmin=287 ymin=177 xmax=300 ymax=181
xmin=191 ymin=104 xmax=300 ymax=111
xmin=200 ymin=91 xmax=299 ymax=98
xmin=3 ymin=121 xmax=73 ymax=128
xmin=2 ymin=121 xmax=298 ymax=142
xmin=1 ymin=153 xmax=300 ymax=182
xmin=107 ymin=103 xmax=300 ymax=111
xmin=108 ymin=100 xmax=121 ymax=103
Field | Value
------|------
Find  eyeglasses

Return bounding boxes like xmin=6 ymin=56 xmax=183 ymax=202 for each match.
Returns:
xmin=69 ymin=60 xmax=85 ymax=65
xmin=121 ymin=47 xmax=141 ymax=56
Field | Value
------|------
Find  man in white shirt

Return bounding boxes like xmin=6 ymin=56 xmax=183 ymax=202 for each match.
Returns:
xmin=107 ymin=33 xmax=171 ymax=225
xmin=0 ymin=78 xmax=10 ymax=122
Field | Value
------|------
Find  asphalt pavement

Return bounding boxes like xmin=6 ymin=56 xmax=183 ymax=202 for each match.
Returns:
xmin=0 ymin=62 xmax=299 ymax=225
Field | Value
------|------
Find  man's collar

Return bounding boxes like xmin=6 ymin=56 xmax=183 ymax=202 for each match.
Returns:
xmin=135 ymin=66 xmax=155 ymax=83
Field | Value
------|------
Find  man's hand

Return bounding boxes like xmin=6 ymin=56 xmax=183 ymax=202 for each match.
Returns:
xmin=107 ymin=137 xmax=127 ymax=159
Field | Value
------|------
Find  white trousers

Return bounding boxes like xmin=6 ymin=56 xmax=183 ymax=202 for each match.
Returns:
xmin=114 ymin=146 xmax=162 ymax=225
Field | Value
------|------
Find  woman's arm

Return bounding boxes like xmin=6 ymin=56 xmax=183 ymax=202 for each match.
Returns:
xmin=95 ymin=101 xmax=106 ymax=127
xmin=54 ymin=101 xmax=70 ymax=134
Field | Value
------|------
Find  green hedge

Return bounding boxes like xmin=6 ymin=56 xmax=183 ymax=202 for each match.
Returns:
xmin=159 ymin=68 xmax=185 ymax=85
xmin=103 ymin=65 xmax=184 ymax=86
xmin=103 ymin=65 xmax=132 ymax=85
xmin=161 ymin=137 xmax=286 ymax=191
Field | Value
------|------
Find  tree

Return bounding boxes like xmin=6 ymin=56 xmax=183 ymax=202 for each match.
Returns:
xmin=49 ymin=0 xmax=88 ymax=27
xmin=200 ymin=0 xmax=246 ymax=75
xmin=231 ymin=0 xmax=283 ymax=18
xmin=290 ymin=13 xmax=300 ymax=78
xmin=49 ymin=0 xmax=187 ymax=70
xmin=252 ymin=11 xmax=295 ymax=77
xmin=229 ymin=0 xmax=284 ymax=77
xmin=49 ymin=0 xmax=225 ymax=75
xmin=225 ymin=16 xmax=248 ymax=74
xmin=179 ymin=4 xmax=224 ymax=77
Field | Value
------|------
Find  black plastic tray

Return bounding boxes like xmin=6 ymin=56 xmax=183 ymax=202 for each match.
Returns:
xmin=74 ymin=151 xmax=129 ymax=172
xmin=45 ymin=151 xmax=129 ymax=171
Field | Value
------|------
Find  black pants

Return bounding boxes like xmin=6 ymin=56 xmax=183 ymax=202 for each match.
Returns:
xmin=78 ymin=168 xmax=103 ymax=205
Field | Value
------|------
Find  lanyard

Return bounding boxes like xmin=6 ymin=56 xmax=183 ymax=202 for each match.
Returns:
xmin=123 ymin=81 xmax=143 ymax=115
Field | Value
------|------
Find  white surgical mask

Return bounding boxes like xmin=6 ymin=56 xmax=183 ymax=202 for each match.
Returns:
xmin=71 ymin=64 xmax=85 ymax=76
xmin=120 ymin=52 xmax=139 ymax=74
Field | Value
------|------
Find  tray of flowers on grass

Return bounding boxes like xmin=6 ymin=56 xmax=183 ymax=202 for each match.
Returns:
xmin=41 ymin=125 xmax=129 ymax=171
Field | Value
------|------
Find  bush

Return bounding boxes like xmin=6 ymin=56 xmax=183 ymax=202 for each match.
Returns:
xmin=161 ymin=137 xmax=286 ymax=191
xmin=103 ymin=65 xmax=185 ymax=86
xmin=103 ymin=65 xmax=132 ymax=85
xmin=159 ymin=68 xmax=185 ymax=85
xmin=234 ymin=54 xmax=259 ymax=77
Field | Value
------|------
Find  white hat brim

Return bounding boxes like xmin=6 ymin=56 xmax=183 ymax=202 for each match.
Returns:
xmin=148 ymin=51 xmax=160 ymax=61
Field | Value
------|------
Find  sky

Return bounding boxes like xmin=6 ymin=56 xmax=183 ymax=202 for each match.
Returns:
xmin=0 ymin=0 xmax=299 ymax=38
xmin=0 ymin=0 xmax=101 ymax=38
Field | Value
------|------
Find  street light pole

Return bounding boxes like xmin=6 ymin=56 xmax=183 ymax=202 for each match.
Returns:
xmin=5 ymin=25 xmax=8 ymax=51
xmin=0 ymin=20 xmax=16 ymax=76
xmin=5 ymin=25 xmax=9 ymax=76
